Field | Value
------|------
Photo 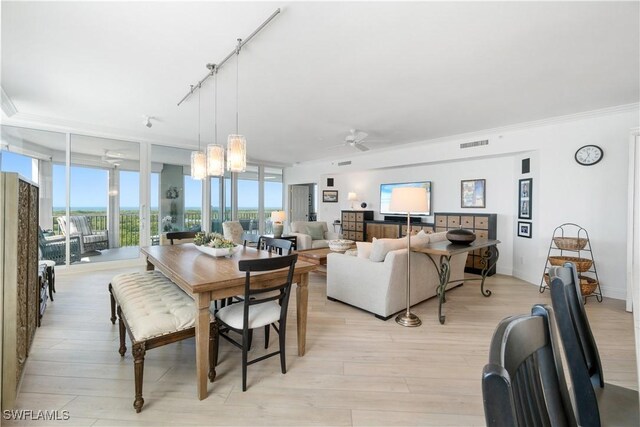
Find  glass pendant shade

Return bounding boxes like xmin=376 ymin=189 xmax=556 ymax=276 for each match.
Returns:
xmin=206 ymin=144 xmax=225 ymax=176
xmin=227 ymin=134 xmax=247 ymax=172
xmin=190 ymin=150 xmax=207 ymax=180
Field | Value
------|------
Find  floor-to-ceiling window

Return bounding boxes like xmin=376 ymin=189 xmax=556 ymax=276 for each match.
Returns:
xmin=69 ymin=135 xmax=141 ymax=263
xmin=237 ymin=165 xmax=259 ymax=233
xmin=151 ymin=144 xmax=203 ymax=243
xmin=263 ymin=167 xmax=284 ymax=233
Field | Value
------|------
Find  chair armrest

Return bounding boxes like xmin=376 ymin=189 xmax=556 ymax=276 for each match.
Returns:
xmin=288 ymin=232 xmax=312 ymax=250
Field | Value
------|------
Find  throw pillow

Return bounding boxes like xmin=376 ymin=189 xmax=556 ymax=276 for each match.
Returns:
xmin=369 ymin=237 xmax=406 ymax=262
xmin=356 ymin=241 xmax=373 ymax=259
xmin=408 ymin=230 xmax=430 ymax=249
xmin=305 ymin=223 xmax=325 ymax=240
xmin=429 ymin=231 xmax=448 ymax=243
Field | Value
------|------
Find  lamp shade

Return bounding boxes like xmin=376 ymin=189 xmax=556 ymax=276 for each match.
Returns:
xmin=190 ymin=151 xmax=207 ymax=180
xmin=206 ymin=144 xmax=225 ymax=176
xmin=348 ymin=192 xmax=358 ymax=201
xmin=270 ymin=210 xmax=286 ymax=223
xmin=227 ymin=134 xmax=246 ymax=172
xmin=389 ymin=187 xmax=428 ymax=213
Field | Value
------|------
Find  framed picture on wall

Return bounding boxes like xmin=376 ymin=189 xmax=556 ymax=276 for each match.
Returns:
xmin=461 ymin=179 xmax=486 ymax=208
xmin=518 ymin=178 xmax=532 ymax=219
xmin=518 ymin=221 xmax=532 ymax=238
xmin=322 ymin=190 xmax=338 ymax=203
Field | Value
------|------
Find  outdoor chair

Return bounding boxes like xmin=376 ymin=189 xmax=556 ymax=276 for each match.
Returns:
xmin=57 ymin=215 xmax=109 ymax=254
xmin=38 ymin=227 xmax=81 ymax=265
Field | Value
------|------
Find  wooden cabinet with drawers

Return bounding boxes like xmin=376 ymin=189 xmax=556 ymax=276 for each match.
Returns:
xmin=341 ymin=210 xmax=373 ymax=242
xmin=433 ymin=212 xmax=498 ymax=276
xmin=365 ymin=221 xmax=435 ymax=242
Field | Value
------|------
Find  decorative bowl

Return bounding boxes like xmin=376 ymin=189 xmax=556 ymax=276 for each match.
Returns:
xmin=446 ymin=229 xmax=476 ymax=245
xmin=328 ymin=239 xmax=355 ymax=252
xmin=195 ymin=244 xmax=241 ymax=258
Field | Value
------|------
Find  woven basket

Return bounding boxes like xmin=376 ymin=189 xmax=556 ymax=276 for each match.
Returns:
xmin=579 ymin=275 xmax=598 ymax=296
xmin=547 ymin=256 xmax=593 ymax=272
xmin=553 ymin=237 xmax=588 ymax=251
xmin=544 ymin=273 xmax=598 ymax=296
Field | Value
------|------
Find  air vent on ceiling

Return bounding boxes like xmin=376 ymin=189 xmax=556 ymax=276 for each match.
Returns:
xmin=337 ymin=161 xmax=352 ymax=166
xmin=460 ymin=139 xmax=489 ymax=149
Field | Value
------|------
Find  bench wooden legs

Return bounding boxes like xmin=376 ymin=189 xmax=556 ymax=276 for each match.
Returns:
xmin=117 ymin=306 xmax=127 ymax=357
xmin=132 ymin=343 xmax=146 ymax=413
xmin=209 ymin=322 xmax=217 ymax=383
xmin=109 ymin=284 xmax=116 ymax=324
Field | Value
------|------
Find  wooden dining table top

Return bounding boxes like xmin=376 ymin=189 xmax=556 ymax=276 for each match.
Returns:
xmin=140 ymin=244 xmax=316 ymax=294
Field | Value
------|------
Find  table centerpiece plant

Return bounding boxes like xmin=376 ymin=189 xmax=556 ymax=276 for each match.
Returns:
xmin=193 ymin=232 xmax=239 ymax=257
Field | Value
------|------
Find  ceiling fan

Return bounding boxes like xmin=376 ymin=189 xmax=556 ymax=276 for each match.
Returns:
xmin=328 ymin=129 xmax=371 ymax=152
xmin=101 ymin=150 xmax=125 ymax=166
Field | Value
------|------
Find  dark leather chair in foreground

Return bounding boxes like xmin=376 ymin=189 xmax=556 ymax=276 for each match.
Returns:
xmin=550 ymin=263 xmax=639 ymax=427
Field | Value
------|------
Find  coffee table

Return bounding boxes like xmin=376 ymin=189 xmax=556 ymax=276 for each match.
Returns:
xmin=297 ymin=246 xmax=355 ymax=273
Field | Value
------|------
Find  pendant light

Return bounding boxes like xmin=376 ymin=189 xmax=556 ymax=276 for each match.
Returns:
xmin=206 ymin=65 xmax=224 ymax=176
xmin=190 ymin=84 xmax=207 ymax=180
xmin=227 ymin=39 xmax=247 ymax=173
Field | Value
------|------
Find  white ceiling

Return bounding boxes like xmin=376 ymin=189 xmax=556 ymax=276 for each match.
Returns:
xmin=2 ymin=1 xmax=638 ymax=165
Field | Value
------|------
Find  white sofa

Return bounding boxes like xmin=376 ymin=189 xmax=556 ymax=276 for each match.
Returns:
xmin=327 ymin=233 xmax=468 ymax=319
xmin=288 ymin=221 xmax=341 ymax=250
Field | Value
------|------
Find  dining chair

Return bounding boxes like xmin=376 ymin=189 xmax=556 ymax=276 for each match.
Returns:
xmin=212 ymin=253 xmax=298 ymax=391
xmin=166 ymin=231 xmax=197 ymax=245
xmin=549 ymin=263 xmax=639 ymax=426
xmin=257 ymin=236 xmax=293 ymax=255
xmin=482 ymin=303 xmax=598 ymax=426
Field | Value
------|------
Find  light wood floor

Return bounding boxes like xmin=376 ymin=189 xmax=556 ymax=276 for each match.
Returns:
xmin=7 ymin=267 xmax=637 ymax=426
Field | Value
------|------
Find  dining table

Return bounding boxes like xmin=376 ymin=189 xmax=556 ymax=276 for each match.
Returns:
xmin=140 ymin=243 xmax=317 ymax=400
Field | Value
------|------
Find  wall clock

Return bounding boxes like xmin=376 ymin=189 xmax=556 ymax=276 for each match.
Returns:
xmin=575 ymin=145 xmax=603 ymax=166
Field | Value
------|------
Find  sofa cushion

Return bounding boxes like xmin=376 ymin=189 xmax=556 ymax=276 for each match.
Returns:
xmin=356 ymin=241 xmax=373 ymax=259
xmin=306 ymin=223 xmax=325 ymax=240
xmin=369 ymin=238 xmax=407 ymax=262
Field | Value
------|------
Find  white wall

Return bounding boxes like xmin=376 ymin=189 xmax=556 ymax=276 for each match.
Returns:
xmin=285 ymin=106 xmax=639 ymax=299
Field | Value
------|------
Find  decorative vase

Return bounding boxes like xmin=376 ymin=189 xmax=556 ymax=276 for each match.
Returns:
xmin=446 ymin=228 xmax=476 ymax=244
xmin=273 ymin=223 xmax=284 ymax=238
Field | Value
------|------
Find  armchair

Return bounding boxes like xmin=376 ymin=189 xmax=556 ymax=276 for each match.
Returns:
xmin=38 ymin=227 xmax=81 ymax=265
xmin=57 ymin=216 xmax=109 ymax=254
xmin=288 ymin=221 xmax=341 ymax=250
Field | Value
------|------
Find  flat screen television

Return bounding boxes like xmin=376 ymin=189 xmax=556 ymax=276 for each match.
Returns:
xmin=380 ymin=181 xmax=432 ymax=215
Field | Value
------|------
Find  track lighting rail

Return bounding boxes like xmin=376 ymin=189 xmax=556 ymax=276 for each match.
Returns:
xmin=176 ymin=8 xmax=281 ymax=106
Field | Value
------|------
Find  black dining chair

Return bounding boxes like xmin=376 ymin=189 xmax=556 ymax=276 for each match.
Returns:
xmin=166 ymin=231 xmax=197 ymax=245
xmin=482 ymin=303 xmax=598 ymax=426
xmin=550 ymin=263 xmax=639 ymax=426
xmin=257 ymin=236 xmax=293 ymax=255
xmin=212 ymin=254 xmax=298 ymax=391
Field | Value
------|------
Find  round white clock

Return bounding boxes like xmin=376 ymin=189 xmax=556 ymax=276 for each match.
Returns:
xmin=575 ymin=145 xmax=603 ymax=166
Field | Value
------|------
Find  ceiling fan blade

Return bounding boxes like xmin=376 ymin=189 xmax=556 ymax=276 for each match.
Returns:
xmin=354 ymin=143 xmax=370 ymax=152
xmin=354 ymin=131 xmax=368 ymax=143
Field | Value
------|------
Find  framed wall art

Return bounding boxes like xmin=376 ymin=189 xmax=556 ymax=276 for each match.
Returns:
xmin=518 ymin=178 xmax=532 ymax=219
xmin=461 ymin=179 xmax=486 ymax=208
xmin=322 ymin=190 xmax=338 ymax=203
xmin=518 ymin=221 xmax=532 ymax=238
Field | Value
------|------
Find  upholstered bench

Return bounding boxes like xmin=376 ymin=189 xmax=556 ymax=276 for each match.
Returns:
xmin=108 ymin=271 xmax=216 ymax=412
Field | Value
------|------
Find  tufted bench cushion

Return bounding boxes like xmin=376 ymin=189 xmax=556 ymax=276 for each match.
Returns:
xmin=109 ymin=270 xmax=218 ymax=413
xmin=111 ymin=271 xmax=198 ymax=342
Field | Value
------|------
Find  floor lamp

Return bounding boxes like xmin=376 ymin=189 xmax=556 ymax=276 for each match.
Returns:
xmin=389 ymin=187 xmax=428 ymax=327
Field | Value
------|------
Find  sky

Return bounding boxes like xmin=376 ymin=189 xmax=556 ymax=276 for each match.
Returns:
xmin=1 ymin=151 xmax=282 ymax=209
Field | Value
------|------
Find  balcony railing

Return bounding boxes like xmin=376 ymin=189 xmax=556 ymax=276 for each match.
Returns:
xmin=52 ymin=209 xmax=281 ymax=247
